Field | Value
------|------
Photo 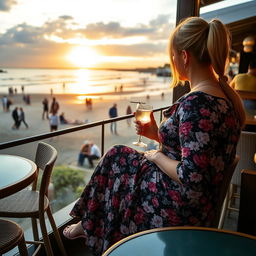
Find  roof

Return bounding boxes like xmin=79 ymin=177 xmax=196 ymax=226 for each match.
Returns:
xmin=200 ymin=1 xmax=256 ymax=52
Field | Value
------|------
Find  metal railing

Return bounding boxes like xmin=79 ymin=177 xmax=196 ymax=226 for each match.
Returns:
xmin=0 ymin=106 xmax=169 ymax=155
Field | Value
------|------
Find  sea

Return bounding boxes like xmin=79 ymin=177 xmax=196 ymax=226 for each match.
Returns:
xmin=0 ymin=68 xmax=172 ymax=99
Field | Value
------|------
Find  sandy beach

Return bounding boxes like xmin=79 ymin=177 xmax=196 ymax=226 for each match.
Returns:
xmin=0 ymin=91 xmax=173 ymax=167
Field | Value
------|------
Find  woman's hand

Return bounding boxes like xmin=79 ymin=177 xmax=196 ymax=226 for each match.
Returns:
xmin=144 ymin=150 xmax=160 ymax=162
xmin=144 ymin=150 xmax=181 ymax=183
xmin=134 ymin=112 xmax=159 ymax=142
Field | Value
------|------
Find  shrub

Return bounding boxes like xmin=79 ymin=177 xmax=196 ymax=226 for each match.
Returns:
xmin=52 ymin=165 xmax=86 ymax=198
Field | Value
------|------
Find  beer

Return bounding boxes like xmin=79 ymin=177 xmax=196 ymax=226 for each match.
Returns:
xmin=135 ymin=109 xmax=151 ymax=124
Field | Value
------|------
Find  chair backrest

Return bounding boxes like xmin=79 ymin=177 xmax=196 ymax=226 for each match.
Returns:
xmin=232 ymin=131 xmax=256 ymax=186
xmin=211 ymin=155 xmax=240 ymax=228
xmin=34 ymin=142 xmax=57 ymax=208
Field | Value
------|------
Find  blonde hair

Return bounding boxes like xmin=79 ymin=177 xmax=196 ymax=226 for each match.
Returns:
xmin=169 ymin=17 xmax=245 ymax=127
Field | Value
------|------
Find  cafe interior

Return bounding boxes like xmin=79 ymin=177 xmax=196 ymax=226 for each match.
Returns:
xmin=0 ymin=0 xmax=256 ymax=255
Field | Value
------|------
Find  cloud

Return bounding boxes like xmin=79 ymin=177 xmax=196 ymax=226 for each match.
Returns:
xmin=0 ymin=14 xmax=174 ymax=68
xmin=76 ymin=14 xmax=174 ymax=40
xmin=94 ymin=43 xmax=167 ymax=57
xmin=0 ymin=0 xmax=17 ymax=12
xmin=78 ymin=22 xmax=155 ymax=40
xmin=0 ymin=23 xmax=44 ymax=44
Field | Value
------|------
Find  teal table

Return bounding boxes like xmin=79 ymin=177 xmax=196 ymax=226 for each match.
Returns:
xmin=0 ymin=154 xmax=37 ymax=198
xmin=103 ymin=227 xmax=256 ymax=256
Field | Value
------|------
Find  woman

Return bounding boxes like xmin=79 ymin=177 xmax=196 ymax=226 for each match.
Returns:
xmin=63 ymin=17 xmax=245 ymax=255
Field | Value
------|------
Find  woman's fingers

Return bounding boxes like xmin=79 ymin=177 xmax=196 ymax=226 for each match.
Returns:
xmin=134 ymin=120 xmax=142 ymax=134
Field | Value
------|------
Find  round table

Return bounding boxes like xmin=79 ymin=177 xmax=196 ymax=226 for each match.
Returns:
xmin=0 ymin=154 xmax=37 ymax=199
xmin=103 ymin=227 xmax=256 ymax=256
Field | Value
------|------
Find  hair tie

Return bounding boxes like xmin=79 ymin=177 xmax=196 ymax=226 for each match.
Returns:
xmin=219 ymin=75 xmax=228 ymax=83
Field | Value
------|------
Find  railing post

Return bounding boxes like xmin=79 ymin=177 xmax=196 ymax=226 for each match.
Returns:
xmin=160 ymin=110 xmax=163 ymax=123
xmin=101 ymin=123 xmax=105 ymax=156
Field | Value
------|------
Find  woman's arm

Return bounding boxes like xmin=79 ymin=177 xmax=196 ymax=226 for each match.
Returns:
xmin=144 ymin=150 xmax=181 ymax=183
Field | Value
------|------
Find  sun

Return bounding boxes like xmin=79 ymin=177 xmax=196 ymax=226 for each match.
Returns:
xmin=67 ymin=46 xmax=100 ymax=68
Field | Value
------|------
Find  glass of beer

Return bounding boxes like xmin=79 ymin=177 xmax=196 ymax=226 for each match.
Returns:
xmin=133 ymin=103 xmax=153 ymax=148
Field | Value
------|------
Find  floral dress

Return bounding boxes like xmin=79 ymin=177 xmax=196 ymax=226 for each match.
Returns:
xmin=70 ymin=91 xmax=241 ymax=255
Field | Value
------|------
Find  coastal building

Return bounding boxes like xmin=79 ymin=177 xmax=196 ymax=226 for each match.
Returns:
xmin=156 ymin=64 xmax=171 ymax=77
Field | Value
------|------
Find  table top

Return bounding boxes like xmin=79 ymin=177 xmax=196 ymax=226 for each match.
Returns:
xmin=0 ymin=154 xmax=37 ymax=199
xmin=103 ymin=227 xmax=256 ymax=256
xmin=246 ymin=114 xmax=256 ymax=126
xmin=237 ymin=90 xmax=256 ymax=100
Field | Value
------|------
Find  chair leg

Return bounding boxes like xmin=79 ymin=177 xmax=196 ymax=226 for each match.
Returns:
xmin=39 ymin=211 xmax=54 ymax=256
xmin=18 ymin=234 xmax=29 ymax=256
xmin=31 ymin=218 xmax=39 ymax=241
xmin=218 ymin=184 xmax=231 ymax=229
xmin=46 ymin=207 xmax=68 ymax=256
xmin=227 ymin=184 xmax=233 ymax=216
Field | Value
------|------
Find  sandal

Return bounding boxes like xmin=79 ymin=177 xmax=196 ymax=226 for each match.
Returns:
xmin=63 ymin=224 xmax=86 ymax=240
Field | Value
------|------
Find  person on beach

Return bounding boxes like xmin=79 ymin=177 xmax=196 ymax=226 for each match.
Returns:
xmin=109 ymin=103 xmax=118 ymax=134
xmin=59 ymin=112 xmax=84 ymax=125
xmin=59 ymin=112 xmax=68 ymax=124
xmin=6 ymin=98 xmax=12 ymax=112
xmin=25 ymin=95 xmax=31 ymax=105
xmin=78 ymin=140 xmax=100 ymax=168
xmin=63 ymin=17 xmax=245 ymax=256
xmin=2 ymin=96 xmax=8 ymax=112
xmin=49 ymin=112 xmax=58 ymax=132
xmin=50 ymin=97 xmax=59 ymax=114
xmin=42 ymin=98 xmax=49 ymax=120
xmin=19 ymin=107 xmax=29 ymax=128
xmin=126 ymin=105 xmax=132 ymax=126
xmin=11 ymin=107 xmax=20 ymax=129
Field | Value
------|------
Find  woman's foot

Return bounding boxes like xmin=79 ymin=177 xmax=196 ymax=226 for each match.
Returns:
xmin=63 ymin=221 xmax=86 ymax=240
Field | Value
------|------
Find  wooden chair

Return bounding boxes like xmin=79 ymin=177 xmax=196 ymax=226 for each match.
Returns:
xmin=227 ymin=132 xmax=256 ymax=215
xmin=0 ymin=219 xmax=28 ymax=256
xmin=0 ymin=142 xmax=67 ymax=256
xmin=211 ymin=155 xmax=239 ymax=229
xmin=237 ymin=169 xmax=256 ymax=236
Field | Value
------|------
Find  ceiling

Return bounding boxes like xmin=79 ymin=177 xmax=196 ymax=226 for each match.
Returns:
xmin=200 ymin=0 xmax=256 ymax=52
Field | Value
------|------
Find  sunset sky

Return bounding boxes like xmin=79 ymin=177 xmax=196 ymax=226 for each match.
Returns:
xmin=0 ymin=0 xmax=250 ymax=69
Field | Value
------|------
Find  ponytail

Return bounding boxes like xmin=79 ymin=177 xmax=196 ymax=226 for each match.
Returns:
xmin=207 ymin=19 xmax=246 ymax=127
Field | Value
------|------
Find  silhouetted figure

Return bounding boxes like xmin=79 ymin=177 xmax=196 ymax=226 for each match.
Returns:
xmin=26 ymin=95 xmax=31 ymax=105
xmin=19 ymin=107 xmax=29 ymax=128
xmin=42 ymin=98 xmax=49 ymax=120
xmin=50 ymin=97 xmax=59 ymax=114
xmin=126 ymin=105 xmax=132 ymax=126
xmin=85 ymin=98 xmax=93 ymax=110
xmin=109 ymin=103 xmax=118 ymax=134
xmin=12 ymin=107 xmax=20 ymax=129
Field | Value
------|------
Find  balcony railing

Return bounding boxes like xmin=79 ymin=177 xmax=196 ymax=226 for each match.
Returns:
xmin=0 ymin=106 xmax=168 ymax=153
